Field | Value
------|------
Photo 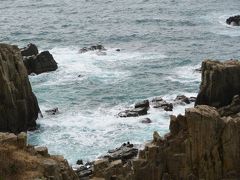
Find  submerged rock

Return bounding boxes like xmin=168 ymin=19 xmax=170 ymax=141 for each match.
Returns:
xmin=140 ymin=118 xmax=152 ymax=124
xmin=226 ymin=15 xmax=240 ymax=26
xmin=79 ymin=44 xmax=106 ymax=53
xmin=0 ymin=44 xmax=40 ymax=133
xmin=20 ymin=43 xmax=39 ymax=57
xmin=23 ymin=51 xmax=58 ymax=75
xmin=45 ymin=107 xmax=59 ymax=115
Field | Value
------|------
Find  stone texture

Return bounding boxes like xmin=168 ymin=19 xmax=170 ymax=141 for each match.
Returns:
xmin=90 ymin=105 xmax=240 ymax=179
xmin=20 ymin=43 xmax=39 ymax=57
xmin=195 ymin=60 xmax=240 ymax=108
xmin=0 ymin=132 xmax=78 ymax=180
xmin=0 ymin=44 xmax=40 ymax=133
xmin=23 ymin=51 xmax=58 ymax=75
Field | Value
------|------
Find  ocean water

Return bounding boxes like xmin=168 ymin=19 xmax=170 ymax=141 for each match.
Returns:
xmin=1 ymin=0 xmax=240 ymax=164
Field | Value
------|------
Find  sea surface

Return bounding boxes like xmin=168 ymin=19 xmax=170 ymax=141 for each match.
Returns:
xmin=1 ymin=0 xmax=240 ymax=164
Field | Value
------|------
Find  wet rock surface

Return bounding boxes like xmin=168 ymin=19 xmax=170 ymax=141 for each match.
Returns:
xmin=45 ymin=107 xmax=59 ymax=115
xmin=226 ymin=15 xmax=240 ymax=26
xmin=151 ymin=97 xmax=173 ymax=111
xmin=23 ymin=51 xmax=58 ymax=75
xmin=118 ymin=100 xmax=149 ymax=117
xmin=79 ymin=44 xmax=106 ymax=53
xmin=140 ymin=118 xmax=152 ymax=124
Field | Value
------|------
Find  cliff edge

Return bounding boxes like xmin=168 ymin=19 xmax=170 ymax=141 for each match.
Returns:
xmin=90 ymin=60 xmax=240 ymax=180
xmin=0 ymin=44 xmax=40 ymax=133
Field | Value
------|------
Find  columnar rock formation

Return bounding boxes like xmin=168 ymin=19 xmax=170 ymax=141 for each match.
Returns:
xmin=0 ymin=132 xmax=78 ymax=180
xmin=0 ymin=44 xmax=40 ymax=133
xmin=90 ymin=60 xmax=240 ymax=180
xmin=195 ymin=60 xmax=240 ymax=108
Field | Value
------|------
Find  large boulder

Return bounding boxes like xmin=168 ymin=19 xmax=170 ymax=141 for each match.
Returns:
xmin=23 ymin=51 xmax=58 ymax=75
xmin=195 ymin=60 xmax=240 ymax=108
xmin=20 ymin=43 xmax=39 ymax=57
xmin=0 ymin=44 xmax=40 ymax=133
xmin=226 ymin=15 xmax=240 ymax=26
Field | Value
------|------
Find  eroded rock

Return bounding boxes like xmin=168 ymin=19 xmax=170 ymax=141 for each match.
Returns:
xmin=21 ymin=43 xmax=39 ymax=57
xmin=23 ymin=51 xmax=58 ymax=75
xmin=0 ymin=44 xmax=40 ymax=133
xmin=195 ymin=60 xmax=240 ymax=108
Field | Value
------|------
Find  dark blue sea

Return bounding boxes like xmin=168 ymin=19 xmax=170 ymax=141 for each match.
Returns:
xmin=1 ymin=0 xmax=240 ymax=164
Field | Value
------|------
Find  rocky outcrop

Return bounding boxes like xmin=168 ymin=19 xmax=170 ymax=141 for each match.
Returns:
xmin=90 ymin=105 xmax=240 ymax=179
xmin=195 ymin=60 xmax=240 ymax=108
xmin=23 ymin=51 xmax=58 ymax=75
xmin=118 ymin=100 xmax=149 ymax=117
xmin=0 ymin=132 xmax=78 ymax=180
xmin=0 ymin=44 xmax=40 ymax=133
xmin=89 ymin=60 xmax=240 ymax=179
xmin=226 ymin=15 xmax=240 ymax=26
xmin=20 ymin=43 xmax=39 ymax=57
xmin=151 ymin=97 xmax=173 ymax=111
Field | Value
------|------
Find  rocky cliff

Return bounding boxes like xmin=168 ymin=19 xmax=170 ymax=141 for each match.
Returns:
xmin=0 ymin=132 xmax=78 ymax=180
xmin=0 ymin=44 xmax=40 ymax=133
xmin=195 ymin=60 xmax=240 ymax=108
xmin=90 ymin=60 xmax=240 ymax=180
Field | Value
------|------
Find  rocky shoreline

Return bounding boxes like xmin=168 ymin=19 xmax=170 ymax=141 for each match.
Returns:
xmin=1 ymin=44 xmax=240 ymax=179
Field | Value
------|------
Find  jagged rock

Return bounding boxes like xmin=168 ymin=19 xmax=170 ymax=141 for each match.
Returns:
xmin=79 ymin=44 xmax=106 ymax=53
xmin=92 ymin=105 xmax=240 ymax=179
xmin=20 ymin=43 xmax=39 ymax=57
xmin=140 ymin=118 xmax=152 ymax=124
xmin=174 ymin=95 xmax=190 ymax=104
xmin=151 ymin=97 xmax=173 ymax=111
xmin=135 ymin=100 xmax=149 ymax=109
xmin=118 ymin=107 xmax=148 ymax=117
xmin=226 ymin=15 xmax=240 ymax=26
xmin=218 ymin=95 xmax=240 ymax=117
xmin=76 ymin=159 xmax=83 ymax=165
xmin=23 ymin=51 xmax=58 ymax=75
xmin=0 ymin=44 xmax=40 ymax=133
xmin=195 ymin=60 xmax=240 ymax=108
xmin=105 ymin=142 xmax=138 ymax=162
xmin=0 ymin=132 xmax=78 ymax=180
xmin=45 ymin=107 xmax=59 ymax=115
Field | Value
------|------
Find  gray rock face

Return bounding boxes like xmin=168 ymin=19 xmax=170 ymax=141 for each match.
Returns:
xmin=23 ymin=51 xmax=58 ymax=75
xmin=195 ymin=60 xmax=240 ymax=108
xmin=0 ymin=44 xmax=40 ymax=133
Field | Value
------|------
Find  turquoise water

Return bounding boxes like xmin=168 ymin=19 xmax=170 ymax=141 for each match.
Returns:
xmin=1 ymin=0 xmax=240 ymax=164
